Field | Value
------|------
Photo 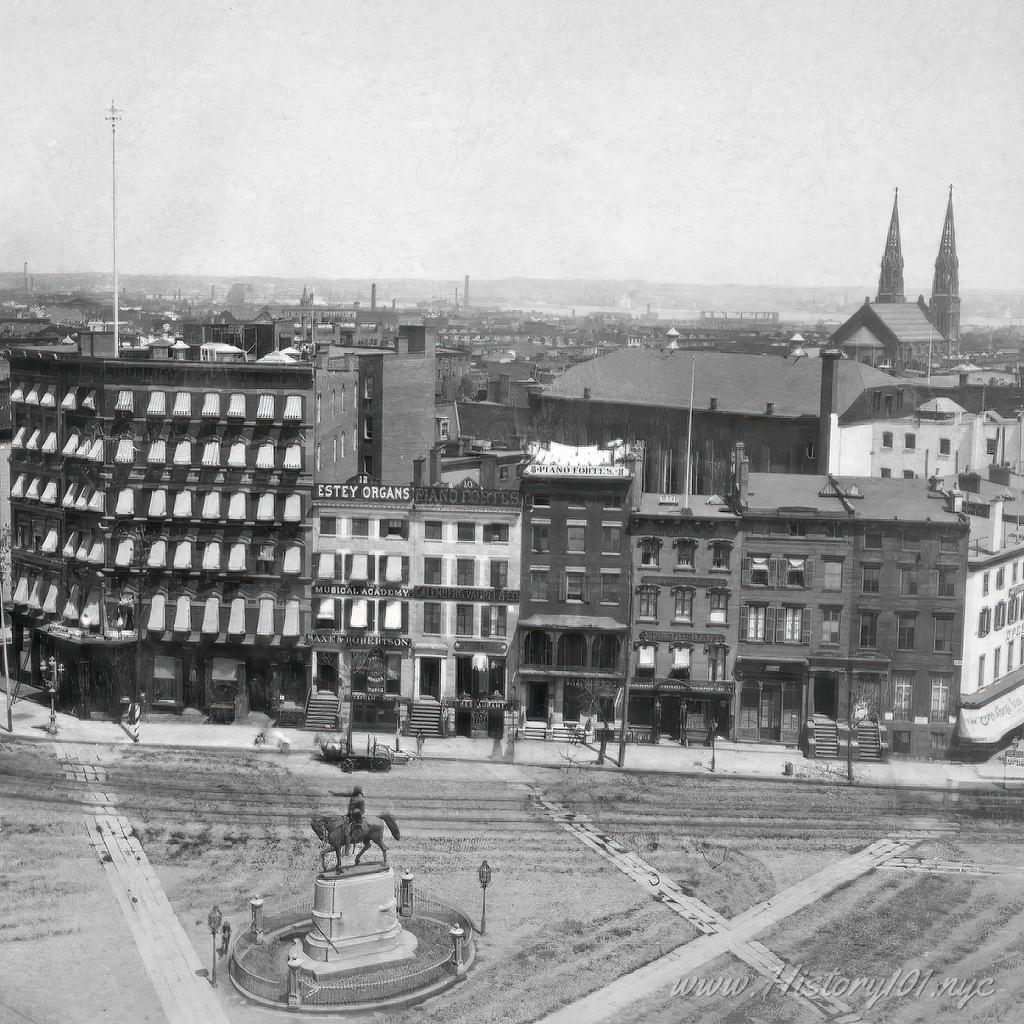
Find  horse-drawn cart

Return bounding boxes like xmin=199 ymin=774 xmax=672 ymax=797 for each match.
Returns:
xmin=318 ymin=735 xmax=395 ymax=773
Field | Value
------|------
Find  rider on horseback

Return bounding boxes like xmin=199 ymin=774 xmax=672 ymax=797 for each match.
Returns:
xmin=344 ymin=786 xmax=365 ymax=852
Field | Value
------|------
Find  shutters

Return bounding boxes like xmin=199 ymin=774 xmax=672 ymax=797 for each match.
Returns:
xmin=768 ymin=557 xmax=781 ymax=588
xmin=800 ymin=608 xmax=811 ymax=644
xmin=739 ymin=605 xmax=748 ymax=640
xmin=765 ymin=606 xmax=776 ymax=644
xmin=741 ymin=556 xmax=751 ymax=585
xmin=804 ymin=559 xmax=814 ymax=587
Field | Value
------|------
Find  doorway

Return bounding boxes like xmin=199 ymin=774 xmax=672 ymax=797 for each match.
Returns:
xmin=813 ymin=673 xmax=838 ymax=720
xmin=527 ymin=682 xmax=549 ymax=721
xmin=759 ymin=683 xmax=782 ymax=742
xmin=418 ymin=657 xmax=441 ymax=700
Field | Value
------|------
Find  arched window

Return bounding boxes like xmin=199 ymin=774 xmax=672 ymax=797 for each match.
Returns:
xmin=522 ymin=631 xmax=552 ymax=666
xmin=671 ymin=587 xmax=693 ymax=623
xmin=557 ymin=633 xmax=586 ymax=669
xmin=591 ymin=635 xmax=620 ymax=670
xmin=995 ymin=601 xmax=1007 ymax=630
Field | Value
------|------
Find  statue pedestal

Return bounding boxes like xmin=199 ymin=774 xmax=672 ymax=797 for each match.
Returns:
xmin=300 ymin=864 xmax=417 ymax=975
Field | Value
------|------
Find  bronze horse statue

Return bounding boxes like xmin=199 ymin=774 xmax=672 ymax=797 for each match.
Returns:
xmin=310 ymin=813 xmax=401 ymax=872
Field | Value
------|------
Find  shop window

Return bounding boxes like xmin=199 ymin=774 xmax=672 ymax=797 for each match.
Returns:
xmin=152 ymin=655 xmax=182 ymax=704
xmin=455 ymin=654 xmax=505 ymax=700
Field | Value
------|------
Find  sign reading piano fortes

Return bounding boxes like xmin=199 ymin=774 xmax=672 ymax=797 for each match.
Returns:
xmin=313 ymin=474 xmax=522 ymax=508
xmin=522 ymin=439 xmax=637 ymax=478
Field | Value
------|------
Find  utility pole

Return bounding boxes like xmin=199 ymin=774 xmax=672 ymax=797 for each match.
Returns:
xmin=683 ymin=355 xmax=695 ymax=507
xmin=2 ymin=566 xmax=11 ymax=732
xmin=105 ymin=101 xmax=122 ymax=357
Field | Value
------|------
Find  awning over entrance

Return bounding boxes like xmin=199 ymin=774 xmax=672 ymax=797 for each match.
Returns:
xmin=518 ymin=614 xmax=627 ymax=632
xmin=629 ymin=678 xmax=733 ymax=696
xmin=958 ymin=668 xmax=1024 ymax=743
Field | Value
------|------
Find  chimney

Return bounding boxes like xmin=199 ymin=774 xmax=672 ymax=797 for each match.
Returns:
xmin=991 ymin=496 xmax=1007 ymax=552
xmin=818 ymin=347 xmax=842 ymax=474
xmin=766 ymin=402 xmax=775 ymax=416
xmin=412 ymin=456 xmax=425 ymax=487
xmin=947 ymin=489 xmax=964 ymax=514
xmin=583 ymin=386 xmax=592 ymax=399
xmin=464 ymin=275 xmax=470 ymax=312
xmin=733 ymin=441 xmax=749 ymax=510
xmin=958 ymin=371 xmax=968 ymax=387
xmin=370 ymin=283 xmax=377 ymax=310
xmin=428 ymin=446 xmax=442 ymax=484
xmin=709 ymin=396 xmax=718 ymax=412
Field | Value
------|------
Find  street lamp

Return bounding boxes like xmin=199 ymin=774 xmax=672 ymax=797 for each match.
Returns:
xmin=477 ymin=859 xmax=491 ymax=935
xmin=45 ymin=656 xmax=60 ymax=736
xmin=207 ymin=906 xmax=223 ymax=986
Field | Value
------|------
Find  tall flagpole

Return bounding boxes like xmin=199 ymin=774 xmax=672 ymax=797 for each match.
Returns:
xmin=106 ymin=101 xmax=122 ymax=357
xmin=683 ymin=355 xmax=695 ymax=506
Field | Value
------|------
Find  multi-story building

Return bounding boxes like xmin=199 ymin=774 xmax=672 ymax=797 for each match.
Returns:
xmin=729 ymin=448 xmax=969 ymax=760
xmin=5 ymin=336 xmax=313 ymax=721
xmin=515 ymin=440 xmax=642 ymax=730
xmin=308 ymin=479 xmax=521 ymax=737
xmin=626 ymin=493 xmax=740 ymax=743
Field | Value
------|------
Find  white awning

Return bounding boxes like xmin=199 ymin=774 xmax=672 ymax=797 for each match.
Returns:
xmin=228 ymin=440 xmax=247 ymax=467
xmin=173 ymin=596 xmax=192 ymax=632
xmin=201 ymin=393 xmax=220 ymax=417
xmin=283 ymin=444 xmax=302 ymax=470
xmin=9 ymin=383 xmax=24 ymax=403
xmin=11 ymin=427 xmax=25 ymax=449
xmin=10 ymin=475 xmax=25 ymax=499
xmin=202 ymin=541 xmax=222 ymax=570
xmin=202 ymin=441 xmax=220 ymax=467
xmin=81 ymin=389 xmax=96 ymax=411
xmin=255 ymin=443 xmax=275 ymax=470
xmin=25 ymin=478 xmax=41 ymax=501
xmin=42 ymin=583 xmax=58 ymax=615
xmin=317 ymin=552 xmax=335 ymax=579
xmin=256 ymin=599 xmax=274 ymax=636
xmin=283 ymin=599 xmax=300 ymax=637
xmin=149 ymin=489 xmax=168 ymax=517
xmin=228 ymin=543 xmax=247 ymax=571
xmin=349 ymin=598 xmax=369 ymax=628
xmin=256 ymin=394 xmax=275 ymax=420
xmin=201 ymin=491 xmax=221 ymax=519
xmin=25 ymin=429 xmax=40 ymax=450
xmin=173 ymin=540 xmax=193 ymax=570
xmin=256 ymin=493 xmax=275 ymax=521
xmin=147 ymin=594 xmax=166 ymax=632
xmin=349 ymin=553 xmax=369 ymax=582
xmin=787 ymin=558 xmax=805 ymax=570
xmin=228 ymin=492 xmax=246 ymax=520
xmin=12 ymin=577 xmax=28 ymax=605
xmin=61 ymin=389 xmax=77 ymax=410
xmin=227 ymin=393 xmax=246 ymax=418
xmin=228 ymin=597 xmax=246 ymax=633
xmin=147 ymin=539 xmax=167 ymax=568
xmin=316 ymin=598 xmax=335 ymax=621
xmin=74 ymin=485 xmax=91 ymax=510
xmin=283 ymin=395 xmax=303 ymax=421
xmin=40 ymin=386 xmax=56 ymax=408
xmin=147 ymin=391 xmax=166 ymax=416
xmin=383 ymin=600 xmax=402 ymax=630
xmin=25 ymin=385 xmax=40 ymax=405
xmin=87 ymin=538 xmax=105 ymax=565
xmin=172 ymin=392 xmax=192 ymax=417
xmin=75 ymin=533 xmax=90 ymax=561
xmin=88 ymin=490 xmax=104 ymax=513
xmin=41 ymin=432 xmax=57 ymax=454
xmin=116 ymin=488 xmax=135 ymax=516
xmin=88 ymin=439 xmax=104 ymax=462
xmin=61 ymin=432 xmax=79 ymax=457
xmin=40 ymin=481 xmax=57 ymax=505
xmin=959 ymin=673 xmax=1024 ymax=742
xmin=148 ymin=439 xmax=166 ymax=464
xmin=115 ymin=438 xmax=135 ymax=464
xmin=115 ymin=538 xmax=135 ymax=567
xmin=202 ymin=597 xmax=220 ymax=635
xmin=61 ymin=483 xmax=76 ymax=507
xmin=173 ymin=441 xmax=192 ymax=466
xmin=27 ymin=579 xmax=43 ymax=611
xmin=41 ymin=529 xmax=59 ymax=555
xmin=80 ymin=589 xmax=101 ymax=629
xmin=62 ymin=584 xmax=81 ymax=621
xmin=62 ymin=531 xmax=79 ymax=558
xmin=75 ymin=436 xmax=92 ymax=459
xmin=751 ymin=557 xmax=769 ymax=570
xmin=283 ymin=545 xmax=301 ymax=574
xmin=115 ymin=390 xmax=134 ymax=413
xmin=284 ymin=493 xmax=302 ymax=523
xmin=173 ymin=491 xmax=193 ymax=518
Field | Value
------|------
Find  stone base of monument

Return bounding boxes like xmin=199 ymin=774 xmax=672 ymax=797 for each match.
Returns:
xmin=298 ymin=863 xmax=417 ymax=976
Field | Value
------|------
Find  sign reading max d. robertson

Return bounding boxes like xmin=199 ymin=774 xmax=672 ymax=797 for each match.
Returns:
xmin=412 ymin=585 xmax=520 ymax=603
xmin=303 ymin=632 xmax=412 ymax=648
xmin=312 ymin=583 xmax=411 ymax=598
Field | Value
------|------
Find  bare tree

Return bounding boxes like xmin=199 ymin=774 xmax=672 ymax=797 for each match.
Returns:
xmin=570 ymin=679 xmax=619 ymax=766
xmin=845 ymin=676 xmax=881 ymax=784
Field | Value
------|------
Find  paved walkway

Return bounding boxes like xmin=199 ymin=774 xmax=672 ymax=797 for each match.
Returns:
xmin=58 ymin=742 xmax=232 ymax=1024
xmin=5 ymin=696 xmax=1018 ymax=790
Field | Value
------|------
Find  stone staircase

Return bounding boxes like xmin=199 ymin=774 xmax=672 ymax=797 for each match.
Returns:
xmin=408 ymin=699 xmax=443 ymax=738
xmin=858 ymin=720 xmax=883 ymax=761
xmin=304 ymin=690 xmax=340 ymax=731
xmin=812 ymin=714 xmax=839 ymax=759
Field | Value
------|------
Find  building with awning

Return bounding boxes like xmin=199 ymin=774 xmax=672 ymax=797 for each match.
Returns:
xmin=958 ymin=669 xmax=1024 ymax=745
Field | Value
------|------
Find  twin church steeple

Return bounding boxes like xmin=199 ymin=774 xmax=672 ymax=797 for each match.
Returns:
xmin=876 ymin=188 xmax=905 ymax=303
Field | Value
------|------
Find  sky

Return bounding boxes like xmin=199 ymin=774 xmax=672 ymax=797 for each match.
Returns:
xmin=2 ymin=0 xmax=1023 ymax=290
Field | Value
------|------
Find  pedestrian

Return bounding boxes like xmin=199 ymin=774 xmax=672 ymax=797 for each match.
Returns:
xmin=219 ymin=921 xmax=232 ymax=957
xmin=679 ymin=703 xmax=688 ymax=747
xmin=416 ymin=730 xmax=424 ymax=757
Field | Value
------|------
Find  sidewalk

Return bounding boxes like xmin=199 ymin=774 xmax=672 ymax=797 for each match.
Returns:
xmin=3 ymin=695 xmax=1020 ymax=791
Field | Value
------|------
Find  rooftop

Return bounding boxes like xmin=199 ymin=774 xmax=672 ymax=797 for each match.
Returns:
xmin=634 ymin=492 xmax=738 ymax=520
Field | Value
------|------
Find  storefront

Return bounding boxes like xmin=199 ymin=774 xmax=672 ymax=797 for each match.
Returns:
xmin=628 ymin=679 xmax=733 ymax=743
xmin=958 ymin=668 xmax=1024 ymax=750
xmin=735 ymin=658 xmax=807 ymax=745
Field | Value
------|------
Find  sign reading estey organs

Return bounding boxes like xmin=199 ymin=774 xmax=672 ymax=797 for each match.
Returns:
xmin=315 ymin=481 xmax=411 ymax=503
xmin=313 ymin=476 xmax=521 ymax=508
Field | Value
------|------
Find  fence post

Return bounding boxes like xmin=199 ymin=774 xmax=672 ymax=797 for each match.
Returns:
xmin=287 ymin=948 xmax=303 ymax=1007
xmin=399 ymin=870 xmax=415 ymax=918
xmin=449 ymin=923 xmax=465 ymax=976
xmin=250 ymin=895 xmax=265 ymax=942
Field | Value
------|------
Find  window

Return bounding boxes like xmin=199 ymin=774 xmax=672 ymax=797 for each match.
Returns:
xmin=900 ymin=567 xmax=919 ymax=596
xmin=709 ymin=647 xmax=728 ymax=681
xmin=896 ymin=613 xmax=916 ymax=650
xmin=929 ymin=674 xmax=951 ymax=723
xmin=750 ymin=557 xmax=769 ymax=586
xmin=865 ymin=532 xmax=882 ymax=550
xmin=978 ymin=654 xmax=986 ymax=687
xmin=672 ymin=588 xmax=693 ymax=623
xmin=531 ymin=523 xmax=549 ymax=552
xmin=601 ymin=525 xmax=621 ymax=554
xmin=892 ymin=673 xmax=913 ymax=720
xmin=821 ymin=607 xmax=841 ymax=645
xmin=781 ymin=606 xmax=805 ymax=642
xmin=873 ymin=391 xmax=881 ymax=412
xmin=996 ymin=601 xmax=1007 ymax=629
xmin=600 ymin=572 xmax=620 ymax=604
xmin=315 ymin=443 xmax=321 ymax=471
xmin=1010 ymin=640 xmax=1016 ymax=671
xmin=904 ymin=433 xmax=916 ymax=450
xmin=567 ymin=524 xmax=586 ymax=553
xmin=1010 ymin=596 xmax=1020 ymax=624
xmin=485 ymin=523 xmax=509 ymax=543
xmin=940 ymin=531 xmax=959 ymax=554
xmin=457 ymin=522 xmax=476 ymax=543
xmin=456 ymin=558 xmax=475 ymax=587
xmin=636 ymin=644 xmax=656 ymax=674
xmin=319 ymin=515 xmax=337 ymax=537
xmin=424 ymin=520 xmax=442 ymax=541
xmin=351 ymin=518 xmax=369 ymax=538
xmin=939 ymin=438 xmax=951 ymax=455
xmin=490 ymin=560 xmax=508 ymax=589
xmin=859 ymin=612 xmax=878 ymax=648
xmin=482 ymin=606 xmax=507 ymax=637
xmin=902 ymin=530 xmax=920 ymax=550
xmin=786 ymin=558 xmax=806 ymax=587
xmin=997 ymin=567 xmax=1006 ymax=590
xmin=902 ymin=470 xmax=915 ymax=480
xmin=823 ymin=559 xmax=842 ymax=592
xmin=565 ymin=571 xmax=586 ymax=603
xmin=934 ymin=616 xmax=955 ymax=653
xmin=640 ymin=538 xmax=660 ymax=567
xmin=995 ymin=647 xmax=1003 ymax=680
xmin=881 ymin=431 xmax=893 ymax=449
xmin=455 ymin=605 xmax=474 ymax=636
xmin=256 ymin=544 xmax=275 ymax=574
xmin=746 ymin=605 xmax=767 ymax=641
xmin=423 ymin=557 xmax=443 ymax=585
xmin=532 ymin=494 xmax=550 ymax=508
xmin=531 ymin=569 xmax=549 ymax=602
xmin=637 ymin=587 xmax=659 ymax=620
xmin=862 ymin=565 xmax=881 ymax=593
xmin=361 ymin=454 xmax=373 ymax=476
xmin=983 ymin=572 xmax=990 ymax=596
xmin=978 ymin=607 xmax=991 ymax=636
xmin=675 ymin=540 xmax=696 ymax=569
xmin=708 ymin=590 xmax=728 ymax=625
xmin=936 ymin=567 xmax=956 ymax=598
xmin=384 ymin=518 xmax=405 ymax=538
xmin=986 ymin=437 xmax=998 ymax=456
xmin=880 ymin=468 xmax=892 ymax=479
xmin=789 ymin=521 xmax=806 ymax=537
xmin=712 ymin=542 xmax=731 ymax=569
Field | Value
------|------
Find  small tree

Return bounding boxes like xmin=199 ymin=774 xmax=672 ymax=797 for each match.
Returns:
xmin=845 ymin=676 xmax=881 ymax=784
xmin=572 ymin=680 xmax=618 ymax=765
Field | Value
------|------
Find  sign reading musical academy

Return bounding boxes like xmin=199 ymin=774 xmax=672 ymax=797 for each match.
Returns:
xmin=312 ymin=583 xmax=411 ymax=598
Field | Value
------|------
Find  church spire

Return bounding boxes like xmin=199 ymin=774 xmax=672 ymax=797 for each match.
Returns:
xmin=876 ymin=188 xmax=905 ymax=303
xmin=929 ymin=186 xmax=960 ymax=343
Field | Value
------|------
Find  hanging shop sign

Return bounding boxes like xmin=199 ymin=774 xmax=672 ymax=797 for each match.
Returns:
xmin=412 ymin=585 xmax=519 ymax=603
xmin=303 ymin=632 xmax=412 ymax=649
xmin=453 ymin=640 xmax=508 ymax=655
xmin=638 ymin=630 xmax=727 ymax=645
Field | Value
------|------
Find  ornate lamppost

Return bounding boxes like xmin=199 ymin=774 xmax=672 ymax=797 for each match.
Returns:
xmin=207 ymin=905 xmax=223 ymax=986
xmin=44 ymin=656 xmax=61 ymax=736
xmin=477 ymin=859 xmax=491 ymax=935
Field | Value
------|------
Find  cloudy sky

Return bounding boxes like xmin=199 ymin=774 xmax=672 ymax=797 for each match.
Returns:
xmin=2 ymin=0 xmax=1022 ymax=289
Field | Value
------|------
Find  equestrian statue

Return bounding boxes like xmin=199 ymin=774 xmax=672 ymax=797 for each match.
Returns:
xmin=310 ymin=787 xmax=401 ymax=873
